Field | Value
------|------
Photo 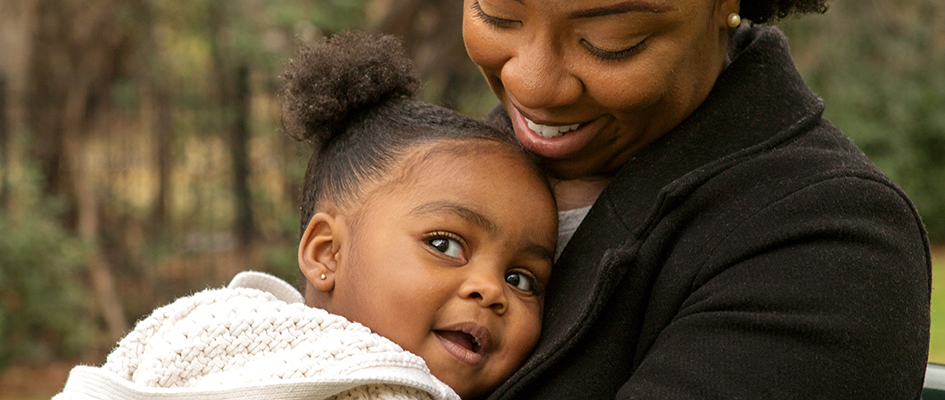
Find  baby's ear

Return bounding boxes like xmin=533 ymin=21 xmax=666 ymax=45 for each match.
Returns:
xmin=298 ymin=211 xmax=345 ymax=293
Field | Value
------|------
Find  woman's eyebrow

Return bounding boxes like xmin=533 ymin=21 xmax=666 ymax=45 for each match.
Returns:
xmin=569 ymin=1 xmax=674 ymax=19
xmin=410 ymin=201 xmax=498 ymax=235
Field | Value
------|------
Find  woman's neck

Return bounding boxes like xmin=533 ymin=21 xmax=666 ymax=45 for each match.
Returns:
xmin=551 ymin=176 xmax=612 ymax=211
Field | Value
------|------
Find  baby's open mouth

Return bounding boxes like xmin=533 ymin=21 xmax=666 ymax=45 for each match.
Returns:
xmin=434 ymin=324 xmax=491 ymax=366
xmin=436 ymin=330 xmax=481 ymax=353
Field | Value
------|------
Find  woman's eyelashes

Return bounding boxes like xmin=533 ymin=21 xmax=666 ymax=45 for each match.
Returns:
xmin=472 ymin=0 xmax=520 ymax=29
xmin=473 ymin=0 xmax=645 ymax=62
xmin=581 ymin=38 xmax=647 ymax=62
xmin=425 ymin=231 xmax=467 ymax=261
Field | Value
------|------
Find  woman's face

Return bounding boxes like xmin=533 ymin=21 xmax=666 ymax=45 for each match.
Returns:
xmin=463 ymin=0 xmax=737 ymax=180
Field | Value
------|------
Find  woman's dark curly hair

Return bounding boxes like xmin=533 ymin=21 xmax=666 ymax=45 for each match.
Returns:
xmin=281 ymin=31 xmax=525 ymax=236
xmin=741 ymin=0 xmax=829 ymax=24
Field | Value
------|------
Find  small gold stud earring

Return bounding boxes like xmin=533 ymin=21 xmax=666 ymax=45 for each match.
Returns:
xmin=320 ymin=273 xmax=327 ymax=280
xmin=727 ymin=13 xmax=741 ymax=28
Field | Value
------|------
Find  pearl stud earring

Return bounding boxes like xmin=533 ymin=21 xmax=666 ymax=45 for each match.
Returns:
xmin=727 ymin=13 xmax=741 ymax=28
xmin=320 ymin=273 xmax=327 ymax=280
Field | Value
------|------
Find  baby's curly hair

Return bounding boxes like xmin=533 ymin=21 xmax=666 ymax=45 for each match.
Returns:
xmin=741 ymin=0 xmax=829 ymax=24
xmin=281 ymin=31 xmax=523 ymax=236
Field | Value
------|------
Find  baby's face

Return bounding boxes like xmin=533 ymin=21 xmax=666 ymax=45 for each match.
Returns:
xmin=327 ymin=144 xmax=556 ymax=398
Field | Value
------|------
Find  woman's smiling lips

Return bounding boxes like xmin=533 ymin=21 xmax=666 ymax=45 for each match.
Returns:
xmin=525 ymin=118 xmax=581 ymax=139
xmin=434 ymin=322 xmax=492 ymax=366
xmin=509 ymin=105 xmax=607 ymax=159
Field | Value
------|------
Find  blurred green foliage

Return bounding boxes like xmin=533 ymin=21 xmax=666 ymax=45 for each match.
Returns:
xmin=781 ymin=0 xmax=945 ymax=239
xmin=0 ymin=0 xmax=942 ymax=374
xmin=0 ymin=162 xmax=94 ymax=367
xmin=932 ymin=257 xmax=944 ymax=363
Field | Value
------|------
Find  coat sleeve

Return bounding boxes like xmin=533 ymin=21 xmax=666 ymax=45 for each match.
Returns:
xmin=618 ymin=176 xmax=931 ymax=399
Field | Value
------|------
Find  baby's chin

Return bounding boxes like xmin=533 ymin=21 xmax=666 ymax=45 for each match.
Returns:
xmin=430 ymin=367 xmax=504 ymax=399
xmin=446 ymin=381 xmax=486 ymax=400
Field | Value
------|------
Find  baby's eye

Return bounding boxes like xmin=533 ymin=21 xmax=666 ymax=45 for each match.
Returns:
xmin=428 ymin=237 xmax=465 ymax=261
xmin=505 ymin=271 xmax=538 ymax=294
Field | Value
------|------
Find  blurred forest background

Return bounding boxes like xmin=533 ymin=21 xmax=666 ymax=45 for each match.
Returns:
xmin=0 ymin=0 xmax=942 ymax=397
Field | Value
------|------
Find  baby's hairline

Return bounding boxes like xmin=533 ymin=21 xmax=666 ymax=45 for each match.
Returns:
xmin=317 ymin=136 xmax=535 ymax=215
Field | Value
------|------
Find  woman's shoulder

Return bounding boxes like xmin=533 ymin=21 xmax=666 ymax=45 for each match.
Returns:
xmin=728 ymin=117 xmax=899 ymax=197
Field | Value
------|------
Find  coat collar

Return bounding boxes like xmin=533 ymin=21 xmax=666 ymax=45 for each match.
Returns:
xmin=487 ymin=25 xmax=825 ymax=399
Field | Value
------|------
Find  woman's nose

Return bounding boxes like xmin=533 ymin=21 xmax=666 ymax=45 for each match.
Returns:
xmin=501 ymin=40 xmax=583 ymax=110
xmin=460 ymin=272 xmax=508 ymax=315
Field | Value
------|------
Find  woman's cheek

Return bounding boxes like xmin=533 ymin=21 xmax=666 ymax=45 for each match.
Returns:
xmin=463 ymin=23 xmax=507 ymax=71
xmin=585 ymin=65 xmax=667 ymax=112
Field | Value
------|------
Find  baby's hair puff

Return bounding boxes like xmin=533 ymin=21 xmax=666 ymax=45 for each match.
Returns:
xmin=281 ymin=31 xmax=420 ymax=149
xmin=281 ymin=31 xmax=524 ymax=236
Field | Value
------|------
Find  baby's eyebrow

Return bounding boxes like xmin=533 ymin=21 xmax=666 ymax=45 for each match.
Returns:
xmin=520 ymin=240 xmax=554 ymax=264
xmin=410 ymin=201 xmax=498 ymax=236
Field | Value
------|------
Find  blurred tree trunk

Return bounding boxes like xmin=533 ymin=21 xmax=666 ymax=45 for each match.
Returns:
xmin=151 ymin=88 xmax=173 ymax=228
xmin=0 ymin=75 xmax=8 ymax=209
xmin=24 ymin=0 xmax=136 ymax=341
xmin=63 ymin=82 xmax=128 ymax=342
xmin=25 ymin=0 xmax=68 ymax=211
xmin=209 ymin=1 xmax=254 ymax=276
xmin=374 ymin=0 xmax=424 ymax=37
xmin=141 ymin=3 xmax=171 ymax=233
xmin=372 ymin=0 xmax=481 ymax=110
xmin=232 ymin=66 xmax=253 ymax=249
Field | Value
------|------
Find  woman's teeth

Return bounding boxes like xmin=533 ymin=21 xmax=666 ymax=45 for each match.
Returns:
xmin=525 ymin=117 xmax=580 ymax=139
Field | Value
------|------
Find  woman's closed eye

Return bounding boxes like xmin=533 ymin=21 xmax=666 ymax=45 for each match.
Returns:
xmin=425 ymin=231 xmax=467 ymax=262
xmin=581 ymin=38 xmax=648 ymax=62
xmin=472 ymin=0 xmax=520 ymax=29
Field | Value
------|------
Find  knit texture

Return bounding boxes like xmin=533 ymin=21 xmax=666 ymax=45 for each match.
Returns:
xmin=54 ymin=272 xmax=459 ymax=400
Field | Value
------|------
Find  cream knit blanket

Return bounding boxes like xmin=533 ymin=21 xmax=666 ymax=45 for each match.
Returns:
xmin=54 ymin=271 xmax=459 ymax=400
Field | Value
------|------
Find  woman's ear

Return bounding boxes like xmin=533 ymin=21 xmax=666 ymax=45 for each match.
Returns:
xmin=298 ymin=211 xmax=346 ymax=294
